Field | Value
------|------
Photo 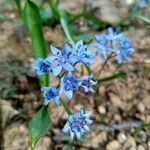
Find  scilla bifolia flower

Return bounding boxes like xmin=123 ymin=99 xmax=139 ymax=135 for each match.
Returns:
xmin=95 ymin=28 xmax=134 ymax=63
xmin=138 ymin=0 xmax=148 ymax=8
xmin=41 ymin=87 xmax=61 ymax=106
xmin=34 ymin=33 xmax=135 ymax=139
xmin=35 ymin=58 xmax=52 ymax=75
xmin=47 ymin=45 xmax=74 ymax=76
xmin=117 ymin=37 xmax=135 ymax=64
xmin=62 ymin=109 xmax=93 ymax=139
xmin=78 ymin=75 xmax=96 ymax=93
xmin=59 ymin=72 xmax=79 ymax=100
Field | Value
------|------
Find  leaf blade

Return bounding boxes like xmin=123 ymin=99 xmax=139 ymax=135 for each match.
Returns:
xmin=24 ymin=0 xmax=48 ymax=86
xmin=97 ymin=71 xmax=128 ymax=83
xmin=28 ymin=106 xmax=51 ymax=149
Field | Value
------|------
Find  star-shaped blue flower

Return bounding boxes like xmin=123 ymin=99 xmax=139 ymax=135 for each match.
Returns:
xmin=59 ymin=72 xmax=79 ymax=100
xmin=71 ymin=40 xmax=95 ymax=66
xmin=34 ymin=58 xmax=52 ymax=75
xmin=138 ymin=0 xmax=148 ymax=8
xmin=47 ymin=45 xmax=75 ymax=76
xmin=62 ymin=108 xmax=93 ymax=139
xmin=95 ymin=28 xmax=135 ymax=63
xmin=107 ymin=27 xmax=123 ymax=42
xmin=117 ymin=37 xmax=134 ymax=64
xmin=41 ymin=86 xmax=61 ymax=106
xmin=78 ymin=75 xmax=96 ymax=93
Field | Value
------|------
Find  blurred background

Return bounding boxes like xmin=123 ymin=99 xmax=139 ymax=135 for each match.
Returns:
xmin=0 ymin=0 xmax=150 ymax=149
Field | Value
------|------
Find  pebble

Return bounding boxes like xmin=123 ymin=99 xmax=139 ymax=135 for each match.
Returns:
xmin=137 ymin=102 xmax=145 ymax=113
xmin=113 ymin=114 xmax=122 ymax=122
xmin=136 ymin=131 xmax=147 ymax=142
xmin=98 ymin=106 xmax=106 ymax=114
xmin=124 ymin=136 xmax=136 ymax=149
xmin=91 ymin=132 xmax=107 ymax=148
xmin=106 ymin=140 xmax=120 ymax=150
xmin=117 ymin=132 xmax=127 ymax=144
xmin=137 ymin=145 xmax=145 ymax=150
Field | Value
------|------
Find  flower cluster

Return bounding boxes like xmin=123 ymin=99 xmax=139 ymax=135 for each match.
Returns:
xmin=35 ymin=40 xmax=95 ymax=139
xmin=95 ymin=28 xmax=134 ymax=63
xmin=34 ymin=29 xmax=135 ymax=139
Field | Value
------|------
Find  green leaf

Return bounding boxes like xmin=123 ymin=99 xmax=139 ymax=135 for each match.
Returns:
xmin=79 ymin=33 xmax=94 ymax=44
xmin=29 ymin=106 xmax=51 ymax=150
xmin=24 ymin=0 xmax=48 ymax=86
xmin=47 ymin=0 xmax=60 ymax=20
xmin=60 ymin=11 xmax=75 ymax=45
xmin=97 ymin=71 xmax=128 ymax=83
xmin=134 ymin=13 xmax=150 ymax=24
xmin=82 ymin=12 xmax=106 ymax=29
xmin=134 ymin=123 xmax=150 ymax=134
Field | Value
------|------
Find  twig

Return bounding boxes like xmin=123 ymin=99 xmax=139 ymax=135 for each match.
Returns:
xmin=94 ymin=121 xmax=143 ymax=132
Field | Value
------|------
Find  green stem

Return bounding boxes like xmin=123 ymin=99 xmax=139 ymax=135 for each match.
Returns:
xmin=60 ymin=13 xmax=75 ymax=45
xmin=47 ymin=0 xmax=59 ymax=20
xmin=61 ymin=99 xmax=72 ymax=115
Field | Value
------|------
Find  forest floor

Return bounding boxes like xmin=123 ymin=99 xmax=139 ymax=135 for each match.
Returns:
xmin=0 ymin=0 xmax=150 ymax=150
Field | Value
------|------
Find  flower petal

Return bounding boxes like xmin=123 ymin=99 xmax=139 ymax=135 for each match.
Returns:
xmin=63 ymin=62 xmax=74 ymax=72
xmin=64 ymin=90 xmax=73 ymax=100
xmin=52 ymin=65 xmax=62 ymax=76
xmin=50 ymin=45 xmax=62 ymax=56
xmin=62 ymin=122 xmax=70 ymax=133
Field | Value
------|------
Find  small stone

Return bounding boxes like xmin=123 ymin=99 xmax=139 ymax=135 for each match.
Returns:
xmin=106 ymin=140 xmax=120 ymax=150
xmin=136 ymin=131 xmax=147 ymax=142
xmin=113 ymin=114 xmax=121 ymax=122
xmin=117 ymin=132 xmax=127 ymax=144
xmin=98 ymin=106 xmax=106 ymax=114
xmin=124 ymin=136 xmax=136 ymax=149
xmin=91 ymin=131 xmax=107 ymax=148
xmin=137 ymin=145 xmax=145 ymax=150
xmin=36 ymin=137 xmax=51 ymax=150
xmin=137 ymin=102 xmax=145 ymax=113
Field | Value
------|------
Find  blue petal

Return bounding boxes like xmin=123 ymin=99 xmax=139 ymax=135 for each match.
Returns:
xmin=107 ymin=27 xmax=114 ymax=37
xmin=76 ymin=132 xmax=81 ymax=139
xmin=43 ymin=98 xmax=51 ymax=105
xmin=52 ymin=65 xmax=62 ymax=76
xmin=63 ymin=43 xmax=73 ymax=53
xmin=54 ymin=96 xmax=61 ymax=106
xmin=63 ymin=62 xmax=74 ymax=71
xmin=74 ymin=40 xmax=83 ymax=52
xmin=50 ymin=45 xmax=62 ymax=56
xmin=62 ymin=122 xmax=70 ymax=133
xmin=46 ymin=56 xmax=58 ymax=63
xmin=64 ymin=90 xmax=73 ymax=100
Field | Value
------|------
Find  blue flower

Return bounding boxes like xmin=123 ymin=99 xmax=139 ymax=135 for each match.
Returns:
xmin=34 ymin=58 xmax=52 ymax=75
xmin=117 ymin=37 xmax=134 ymax=64
xmin=62 ymin=109 xmax=93 ymax=139
xmin=95 ymin=28 xmax=135 ymax=63
xmin=48 ymin=45 xmax=75 ymax=76
xmin=71 ymin=40 xmax=95 ymax=66
xmin=138 ymin=0 xmax=148 ymax=8
xmin=95 ymin=34 xmax=109 ymax=47
xmin=59 ymin=72 xmax=79 ymax=100
xmin=95 ymin=44 xmax=113 ymax=59
xmin=95 ymin=28 xmax=121 ymax=59
xmin=107 ymin=27 xmax=123 ymax=42
xmin=78 ymin=75 xmax=96 ymax=93
xmin=41 ymin=86 xmax=61 ymax=106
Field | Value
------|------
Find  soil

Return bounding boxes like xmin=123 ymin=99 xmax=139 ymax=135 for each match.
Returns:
xmin=0 ymin=0 xmax=150 ymax=150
